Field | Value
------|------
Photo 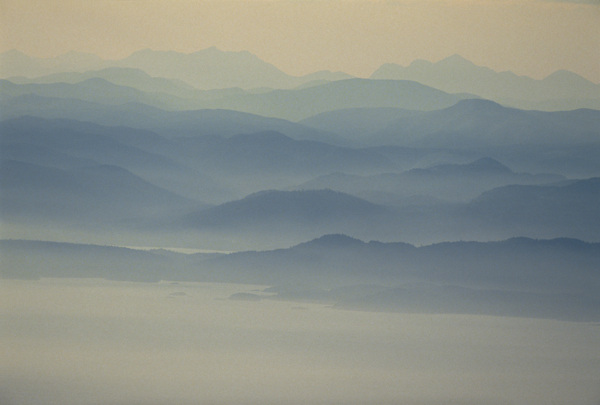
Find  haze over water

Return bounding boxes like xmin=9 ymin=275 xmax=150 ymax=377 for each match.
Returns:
xmin=2 ymin=279 xmax=599 ymax=405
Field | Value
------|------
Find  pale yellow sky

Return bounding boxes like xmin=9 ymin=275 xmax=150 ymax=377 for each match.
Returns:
xmin=1 ymin=0 xmax=598 ymax=81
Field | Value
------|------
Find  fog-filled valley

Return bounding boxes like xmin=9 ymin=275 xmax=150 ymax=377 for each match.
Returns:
xmin=1 ymin=46 xmax=599 ymax=405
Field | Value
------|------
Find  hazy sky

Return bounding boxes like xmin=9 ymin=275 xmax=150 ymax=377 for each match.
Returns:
xmin=0 ymin=0 xmax=599 ymax=81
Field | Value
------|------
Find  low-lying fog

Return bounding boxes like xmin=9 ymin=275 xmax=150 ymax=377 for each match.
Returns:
xmin=2 ymin=279 xmax=599 ymax=405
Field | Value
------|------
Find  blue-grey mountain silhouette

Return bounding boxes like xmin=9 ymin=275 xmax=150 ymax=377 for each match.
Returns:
xmin=2 ymin=47 xmax=599 ymax=325
xmin=1 ymin=76 xmax=473 ymax=121
xmin=182 ymin=189 xmax=387 ymax=229
xmin=296 ymin=158 xmax=564 ymax=203
xmin=203 ymin=78 xmax=473 ymax=121
xmin=3 ymin=235 xmax=597 ymax=321
xmin=0 ymin=95 xmax=332 ymax=141
xmin=0 ymin=78 xmax=198 ymax=110
xmin=464 ymin=177 xmax=600 ymax=240
xmin=0 ymin=116 xmax=233 ymax=203
xmin=7 ymin=67 xmax=202 ymax=98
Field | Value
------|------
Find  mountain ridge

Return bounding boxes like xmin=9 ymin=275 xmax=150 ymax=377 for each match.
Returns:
xmin=2 ymin=234 xmax=598 ymax=320
xmin=0 ymin=48 xmax=355 ymax=90
xmin=370 ymin=55 xmax=600 ymax=111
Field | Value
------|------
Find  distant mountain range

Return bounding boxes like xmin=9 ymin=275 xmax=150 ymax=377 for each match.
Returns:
xmin=0 ymin=78 xmax=194 ymax=110
xmin=300 ymin=99 xmax=600 ymax=148
xmin=299 ymin=99 xmax=600 ymax=177
xmin=2 ymin=115 xmax=598 ymax=244
xmin=2 ymin=46 xmax=599 ymax=326
xmin=172 ymin=131 xmax=395 ymax=176
xmin=371 ymin=54 xmax=600 ymax=111
xmin=0 ymin=95 xmax=331 ymax=141
xmin=0 ymin=117 xmax=404 ymax=200
xmin=0 ymin=76 xmax=473 ymax=121
xmin=0 ymin=48 xmax=352 ymax=90
xmin=4 ymin=94 xmax=598 ymax=162
xmin=2 ymin=48 xmax=599 ymax=309
xmin=296 ymin=157 xmax=565 ymax=203
xmin=6 ymin=67 xmax=203 ymax=98
xmin=172 ymin=175 xmax=600 ymax=245
xmin=0 ymin=116 xmax=225 ymax=204
xmin=466 ymin=177 xmax=600 ymax=237
xmin=3 ymin=49 xmax=598 ymax=112
xmin=212 ymin=234 xmax=598 ymax=321
xmin=198 ymin=78 xmax=472 ymax=120
xmin=2 ymin=235 xmax=598 ymax=321
xmin=181 ymin=189 xmax=387 ymax=229
xmin=298 ymin=107 xmax=417 ymax=145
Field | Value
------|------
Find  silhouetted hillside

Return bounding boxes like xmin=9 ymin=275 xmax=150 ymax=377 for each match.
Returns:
xmin=205 ymin=235 xmax=598 ymax=288
xmin=3 ymin=235 xmax=597 ymax=320
xmin=465 ymin=177 xmax=600 ymax=240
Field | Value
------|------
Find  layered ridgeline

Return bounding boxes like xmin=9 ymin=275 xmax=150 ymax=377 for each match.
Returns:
xmin=174 ymin=179 xmax=600 ymax=246
xmin=0 ymin=116 xmax=397 ymax=205
xmin=295 ymin=157 xmax=565 ymax=203
xmin=1 ymin=48 xmax=599 ymax=320
xmin=2 ymin=48 xmax=599 ymax=113
xmin=299 ymin=99 xmax=600 ymax=147
xmin=2 ymin=94 xmax=599 ymax=175
xmin=0 ymin=77 xmax=472 ymax=121
xmin=2 ymin=235 xmax=599 ymax=321
xmin=370 ymin=54 xmax=600 ymax=111
xmin=2 ymin=115 xmax=599 ymax=246
xmin=0 ymin=48 xmax=352 ymax=90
